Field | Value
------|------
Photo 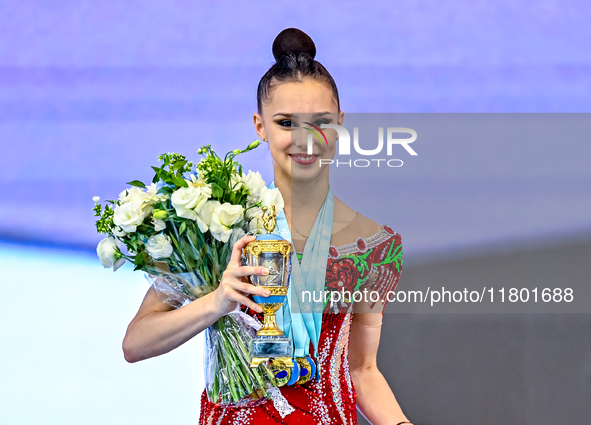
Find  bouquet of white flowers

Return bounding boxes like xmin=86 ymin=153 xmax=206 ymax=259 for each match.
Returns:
xmin=92 ymin=141 xmax=285 ymax=405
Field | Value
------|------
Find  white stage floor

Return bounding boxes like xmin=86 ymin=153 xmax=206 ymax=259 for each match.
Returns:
xmin=0 ymin=241 xmax=205 ymax=425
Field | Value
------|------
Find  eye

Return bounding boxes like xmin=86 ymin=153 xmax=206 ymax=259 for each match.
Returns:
xmin=278 ymin=119 xmax=297 ymax=128
xmin=314 ymin=118 xmax=331 ymax=126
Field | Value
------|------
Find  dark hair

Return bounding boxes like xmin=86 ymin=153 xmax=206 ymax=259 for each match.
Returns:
xmin=257 ymin=28 xmax=340 ymax=115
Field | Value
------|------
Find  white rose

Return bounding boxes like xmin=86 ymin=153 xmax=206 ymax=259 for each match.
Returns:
xmin=143 ymin=182 xmax=170 ymax=204
xmin=260 ymin=187 xmax=284 ymax=213
xmin=245 ymin=206 xmax=262 ymax=219
xmin=246 ymin=207 xmax=265 ymax=234
xmin=113 ymin=202 xmax=147 ymax=233
xmin=248 ymin=216 xmax=265 ymax=234
xmin=96 ymin=237 xmax=125 ymax=271
xmin=217 ymin=203 xmax=244 ymax=227
xmin=243 ymin=170 xmax=266 ymax=197
xmin=118 ymin=185 xmax=167 ymax=215
xmin=196 ymin=200 xmax=221 ymax=233
xmin=111 ymin=225 xmax=127 ymax=237
xmin=171 ymin=183 xmax=212 ymax=220
xmin=152 ymin=219 xmax=166 ymax=232
xmin=118 ymin=187 xmax=146 ymax=206
xmin=209 ymin=203 xmax=244 ymax=243
xmin=145 ymin=234 xmax=173 ymax=259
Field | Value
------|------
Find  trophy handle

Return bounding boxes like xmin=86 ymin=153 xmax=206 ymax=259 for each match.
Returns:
xmin=262 ymin=205 xmax=277 ymax=233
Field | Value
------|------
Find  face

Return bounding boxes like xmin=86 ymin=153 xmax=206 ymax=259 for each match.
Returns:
xmin=254 ymin=78 xmax=344 ymax=183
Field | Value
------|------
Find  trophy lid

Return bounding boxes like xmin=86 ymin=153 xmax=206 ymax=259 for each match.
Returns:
xmin=256 ymin=233 xmax=284 ymax=241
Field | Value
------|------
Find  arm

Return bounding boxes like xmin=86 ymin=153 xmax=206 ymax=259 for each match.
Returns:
xmin=122 ymin=288 xmax=217 ymax=363
xmin=122 ymin=234 xmax=270 ymax=363
xmin=349 ymin=310 xmax=412 ymax=425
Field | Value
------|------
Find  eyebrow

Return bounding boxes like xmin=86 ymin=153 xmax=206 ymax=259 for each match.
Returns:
xmin=273 ymin=111 xmax=333 ymax=117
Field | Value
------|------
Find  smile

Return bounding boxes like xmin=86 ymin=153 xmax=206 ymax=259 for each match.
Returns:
xmin=289 ymin=153 xmax=319 ymax=165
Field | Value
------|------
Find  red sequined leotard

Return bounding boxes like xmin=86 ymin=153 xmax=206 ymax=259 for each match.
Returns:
xmin=199 ymin=223 xmax=403 ymax=425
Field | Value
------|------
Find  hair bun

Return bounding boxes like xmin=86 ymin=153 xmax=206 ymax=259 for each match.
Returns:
xmin=272 ymin=28 xmax=316 ymax=61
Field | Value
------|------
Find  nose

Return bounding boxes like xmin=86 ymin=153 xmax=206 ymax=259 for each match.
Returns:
xmin=292 ymin=130 xmax=322 ymax=154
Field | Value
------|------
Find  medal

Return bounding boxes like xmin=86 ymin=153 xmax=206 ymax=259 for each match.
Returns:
xmin=307 ymin=356 xmax=317 ymax=380
xmin=269 ymin=358 xmax=292 ymax=387
xmin=286 ymin=359 xmax=300 ymax=385
xmin=295 ymin=357 xmax=313 ymax=384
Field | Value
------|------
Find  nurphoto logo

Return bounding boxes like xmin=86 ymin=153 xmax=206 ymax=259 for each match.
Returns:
xmin=307 ymin=124 xmax=418 ymax=168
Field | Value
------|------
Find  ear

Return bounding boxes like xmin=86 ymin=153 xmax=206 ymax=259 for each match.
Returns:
xmin=337 ymin=110 xmax=344 ymax=126
xmin=253 ymin=113 xmax=268 ymax=143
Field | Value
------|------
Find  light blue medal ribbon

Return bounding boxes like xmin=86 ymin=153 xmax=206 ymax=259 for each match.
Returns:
xmin=269 ymin=181 xmax=334 ymax=381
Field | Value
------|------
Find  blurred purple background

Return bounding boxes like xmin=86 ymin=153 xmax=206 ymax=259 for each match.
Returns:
xmin=0 ymin=1 xmax=590 ymax=261
xmin=1 ymin=2 xmax=590 ymax=425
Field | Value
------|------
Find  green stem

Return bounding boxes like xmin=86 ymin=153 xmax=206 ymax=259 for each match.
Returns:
xmin=221 ymin=347 xmax=239 ymax=402
xmin=231 ymin=326 xmax=266 ymax=389
xmin=220 ymin=322 xmax=252 ymax=396
xmin=244 ymin=201 xmax=262 ymax=213
xmin=166 ymin=216 xmax=192 ymax=272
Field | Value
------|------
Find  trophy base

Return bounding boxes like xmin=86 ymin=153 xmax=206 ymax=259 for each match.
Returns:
xmin=249 ymin=336 xmax=294 ymax=367
xmin=251 ymin=356 xmax=294 ymax=368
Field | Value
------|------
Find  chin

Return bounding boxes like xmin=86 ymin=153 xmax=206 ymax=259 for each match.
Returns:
xmin=287 ymin=161 xmax=330 ymax=182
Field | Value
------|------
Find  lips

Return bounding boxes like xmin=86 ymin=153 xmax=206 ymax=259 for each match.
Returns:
xmin=289 ymin=153 xmax=319 ymax=165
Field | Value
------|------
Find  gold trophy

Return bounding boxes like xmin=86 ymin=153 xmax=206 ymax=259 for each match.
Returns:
xmin=243 ymin=205 xmax=294 ymax=381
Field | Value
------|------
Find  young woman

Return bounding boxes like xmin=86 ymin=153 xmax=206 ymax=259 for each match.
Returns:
xmin=122 ymin=28 xmax=412 ymax=425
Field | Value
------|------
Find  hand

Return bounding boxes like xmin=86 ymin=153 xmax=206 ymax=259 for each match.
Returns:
xmin=211 ymin=234 xmax=270 ymax=315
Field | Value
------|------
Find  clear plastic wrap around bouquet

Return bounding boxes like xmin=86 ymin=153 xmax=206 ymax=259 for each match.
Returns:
xmin=92 ymin=141 xmax=285 ymax=406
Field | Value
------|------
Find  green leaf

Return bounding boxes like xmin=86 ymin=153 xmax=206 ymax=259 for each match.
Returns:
xmin=179 ymin=238 xmax=195 ymax=270
xmin=211 ymin=182 xmax=223 ymax=198
xmin=136 ymin=224 xmax=152 ymax=233
xmin=179 ymin=221 xmax=187 ymax=235
xmin=212 ymin=175 xmax=229 ymax=191
xmin=185 ymin=243 xmax=199 ymax=261
xmin=172 ymin=174 xmax=188 ymax=188
xmin=157 ymin=185 xmax=173 ymax=194
xmin=172 ymin=160 xmax=187 ymax=171
xmin=126 ymin=180 xmax=146 ymax=188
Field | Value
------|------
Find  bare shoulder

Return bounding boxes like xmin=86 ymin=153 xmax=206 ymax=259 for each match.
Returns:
xmin=353 ymin=212 xmax=384 ymax=238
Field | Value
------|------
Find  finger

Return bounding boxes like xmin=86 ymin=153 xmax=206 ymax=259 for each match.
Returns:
xmin=233 ymin=293 xmax=264 ymax=313
xmin=228 ymin=234 xmax=256 ymax=266
xmin=232 ymin=266 xmax=270 ymax=278
xmin=227 ymin=280 xmax=271 ymax=297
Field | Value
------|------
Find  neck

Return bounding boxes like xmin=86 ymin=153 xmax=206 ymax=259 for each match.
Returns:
xmin=273 ymin=167 xmax=329 ymax=219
